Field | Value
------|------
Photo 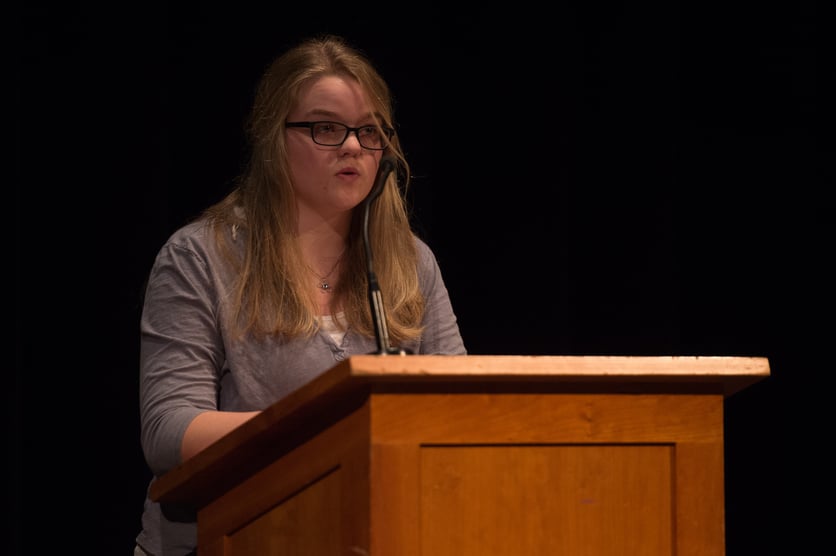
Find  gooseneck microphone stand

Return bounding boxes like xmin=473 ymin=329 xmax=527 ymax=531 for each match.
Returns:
xmin=362 ymin=155 xmax=411 ymax=355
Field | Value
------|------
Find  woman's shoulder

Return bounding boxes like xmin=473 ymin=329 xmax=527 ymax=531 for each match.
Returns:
xmin=412 ymin=234 xmax=434 ymax=261
xmin=164 ymin=205 xmax=243 ymax=250
xmin=164 ymin=217 xmax=216 ymax=251
xmin=157 ymin=214 xmax=244 ymax=268
xmin=412 ymin=234 xmax=445 ymax=275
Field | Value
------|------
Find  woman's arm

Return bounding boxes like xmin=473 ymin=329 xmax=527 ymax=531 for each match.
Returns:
xmin=181 ymin=410 xmax=260 ymax=461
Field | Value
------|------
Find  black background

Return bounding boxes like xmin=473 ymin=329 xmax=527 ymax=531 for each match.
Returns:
xmin=13 ymin=2 xmax=824 ymax=554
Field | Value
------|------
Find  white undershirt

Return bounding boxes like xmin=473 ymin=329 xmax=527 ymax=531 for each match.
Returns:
xmin=318 ymin=312 xmax=346 ymax=345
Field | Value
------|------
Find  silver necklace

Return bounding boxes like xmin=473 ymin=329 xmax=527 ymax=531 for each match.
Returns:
xmin=312 ymin=251 xmax=345 ymax=294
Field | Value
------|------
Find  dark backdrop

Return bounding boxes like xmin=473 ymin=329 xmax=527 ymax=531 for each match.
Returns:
xmin=14 ymin=2 xmax=823 ymax=555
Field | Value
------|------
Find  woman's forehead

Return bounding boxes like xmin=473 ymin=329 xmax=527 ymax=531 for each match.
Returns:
xmin=294 ymin=75 xmax=373 ymax=115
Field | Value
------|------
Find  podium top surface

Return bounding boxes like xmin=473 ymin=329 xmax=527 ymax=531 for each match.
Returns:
xmin=339 ymin=354 xmax=768 ymax=383
xmin=150 ymin=355 xmax=769 ymax=506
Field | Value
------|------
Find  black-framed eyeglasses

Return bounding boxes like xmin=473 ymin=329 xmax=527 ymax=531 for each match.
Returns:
xmin=285 ymin=121 xmax=395 ymax=151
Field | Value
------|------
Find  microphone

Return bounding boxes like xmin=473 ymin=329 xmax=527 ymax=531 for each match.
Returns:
xmin=363 ymin=155 xmax=411 ymax=355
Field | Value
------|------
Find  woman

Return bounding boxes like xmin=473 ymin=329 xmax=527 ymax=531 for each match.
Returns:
xmin=135 ymin=34 xmax=466 ymax=555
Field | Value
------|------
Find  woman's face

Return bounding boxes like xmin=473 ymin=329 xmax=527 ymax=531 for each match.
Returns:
xmin=285 ymin=75 xmax=384 ymax=222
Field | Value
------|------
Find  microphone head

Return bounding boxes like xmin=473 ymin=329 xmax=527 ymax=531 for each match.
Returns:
xmin=366 ymin=155 xmax=397 ymax=205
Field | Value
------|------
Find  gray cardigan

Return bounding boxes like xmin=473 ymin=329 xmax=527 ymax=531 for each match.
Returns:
xmin=136 ymin=219 xmax=466 ymax=555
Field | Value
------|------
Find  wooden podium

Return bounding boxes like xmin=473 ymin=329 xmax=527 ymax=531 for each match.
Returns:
xmin=150 ymin=355 xmax=769 ymax=556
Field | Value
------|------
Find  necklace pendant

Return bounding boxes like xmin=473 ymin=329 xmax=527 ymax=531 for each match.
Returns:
xmin=319 ymin=280 xmax=331 ymax=293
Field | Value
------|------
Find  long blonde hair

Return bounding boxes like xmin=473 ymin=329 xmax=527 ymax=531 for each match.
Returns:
xmin=203 ymin=34 xmax=423 ymax=342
